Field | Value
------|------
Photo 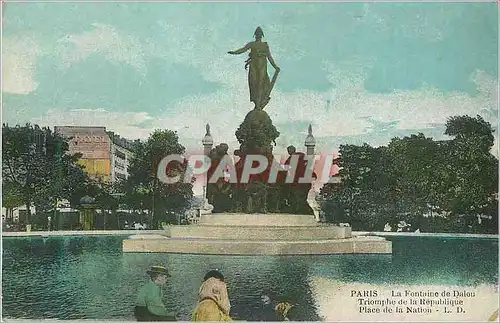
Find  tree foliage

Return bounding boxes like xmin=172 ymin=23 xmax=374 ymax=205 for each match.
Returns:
xmin=2 ymin=124 xmax=196 ymax=230
xmin=321 ymin=115 xmax=498 ymax=233
xmin=122 ymin=129 xmax=193 ymax=228
xmin=2 ymin=123 xmax=89 ymax=224
xmin=2 ymin=181 xmax=24 ymax=209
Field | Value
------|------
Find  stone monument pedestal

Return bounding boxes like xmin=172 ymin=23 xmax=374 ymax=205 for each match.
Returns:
xmin=122 ymin=213 xmax=392 ymax=255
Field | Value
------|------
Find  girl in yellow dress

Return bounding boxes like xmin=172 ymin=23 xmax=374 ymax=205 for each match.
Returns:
xmin=192 ymin=270 xmax=232 ymax=321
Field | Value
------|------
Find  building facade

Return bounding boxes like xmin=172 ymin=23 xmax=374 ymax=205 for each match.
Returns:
xmin=107 ymin=132 xmax=136 ymax=182
xmin=54 ymin=126 xmax=135 ymax=182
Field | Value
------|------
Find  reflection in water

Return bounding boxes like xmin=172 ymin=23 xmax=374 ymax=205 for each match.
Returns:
xmin=2 ymin=236 xmax=498 ymax=320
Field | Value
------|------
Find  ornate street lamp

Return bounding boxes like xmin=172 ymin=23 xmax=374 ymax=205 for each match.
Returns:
xmin=79 ymin=195 xmax=96 ymax=230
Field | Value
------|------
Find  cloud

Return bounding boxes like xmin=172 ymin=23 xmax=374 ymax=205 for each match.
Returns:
xmin=156 ymin=59 xmax=498 ymax=154
xmin=56 ymin=23 xmax=147 ymax=73
xmin=2 ymin=35 xmax=39 ymax=94
xmin=29 ymin=67 xmax=498 ymax=158
xmin=2 ymin=23 xmax=148 ymax=95
xmin=16 ymin=8 xmax=496 ymax=156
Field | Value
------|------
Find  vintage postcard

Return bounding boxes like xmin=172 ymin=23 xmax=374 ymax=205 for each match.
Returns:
xmin=2 ymin=1 xmax=498 ymax=322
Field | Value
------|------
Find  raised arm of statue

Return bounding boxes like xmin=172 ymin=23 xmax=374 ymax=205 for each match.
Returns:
xmin=228 ymin=42 xmax=252 ymax=55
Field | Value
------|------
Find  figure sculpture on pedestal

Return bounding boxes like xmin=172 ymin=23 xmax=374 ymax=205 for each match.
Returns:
xmin=228 ymin=26 xmax=280 ymax=110
xmin=202 ymin=27 xmax=313 ymax=215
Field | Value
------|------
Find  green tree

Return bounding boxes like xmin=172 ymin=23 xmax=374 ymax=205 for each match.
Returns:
xmin=45 ymin=135 xmax=91 ymax=214
xmin=442 ymin=115 xmax=498 ymax=232
xmin=386 ymin=133 xmax=442 ymax=228
xmin=320 ymin=115 xmax=498 ymax=234
xmin=445 ymin=115 xmax=495 ymax=153
xmin=2 ymin=123 xmax=90 ymax=227
xmin=321 ymin=143 xmax=393 ymax=230
xmin=123 ymin=130 xmax=193 ymax=228
xmin=2 ymin=181 xmax=24 ymax=222
xmin=86 ymin=178 xmax=120 ymax=229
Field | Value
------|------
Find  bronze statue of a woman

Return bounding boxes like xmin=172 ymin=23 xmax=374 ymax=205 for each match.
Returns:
xmin=228 ymin=27 xmax=280 ymax=110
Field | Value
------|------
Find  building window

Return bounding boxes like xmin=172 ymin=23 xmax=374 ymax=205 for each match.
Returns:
xmin=115 ymin=149 xmax=126 ymax=160
xmin=116 ymin=173 xmax=127 ymax=180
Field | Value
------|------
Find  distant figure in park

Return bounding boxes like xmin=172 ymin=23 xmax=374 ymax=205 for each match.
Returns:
xmin=250 ymin=290 xmax=281 ymax=321
xmin=275 ymin=299 xmax=296 ymax=321
xmin=228 ymin=26 xmax=280 ymax=110
xmin=256 ymin=290 xmax=297 ymax=321
xmin=191 ymin=270 xmax=232 ymax=321
xmin=134 ymin=266 xmax=176 ymax=321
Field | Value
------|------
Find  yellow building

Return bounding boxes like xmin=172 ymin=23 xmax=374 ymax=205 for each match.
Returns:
xmin=54 ymin=126 xmax=112 ymax=181
xmin=76 ymin=159 xmax=111 ymax=181
xmin=54 ymin=126 xmax=135 ymax=182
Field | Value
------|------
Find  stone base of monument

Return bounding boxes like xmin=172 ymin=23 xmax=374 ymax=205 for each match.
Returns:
xmin=198 ymin=213 xmax=320 ymax=227
xmin=122 ymin=214 xmax=392 ymax=255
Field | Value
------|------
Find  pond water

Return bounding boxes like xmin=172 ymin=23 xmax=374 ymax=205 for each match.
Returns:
xmin=2 ymin=235 xmax=498 ymax=320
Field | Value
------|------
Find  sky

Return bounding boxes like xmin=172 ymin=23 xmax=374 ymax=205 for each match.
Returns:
xmin=2 ymin=2 xmax=499 ymax=157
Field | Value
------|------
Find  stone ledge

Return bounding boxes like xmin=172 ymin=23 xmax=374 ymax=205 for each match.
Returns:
xmin=2 ymin=230 xmax=162 ymax=237
xmin=122 ymin=236 xmax=392 ymax=255
xmin=165 ymin=225 xmax=351 ymax=240
xmin=198 ymin=213 xmax=318 ymax=227
xmin=354 ymin=231 xmax=499 ymax=239
xmin=127 ymin=234 xmax=168 ymax=240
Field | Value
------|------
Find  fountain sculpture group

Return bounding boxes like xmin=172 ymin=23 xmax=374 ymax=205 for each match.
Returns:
xmin=123 ymin=27 xmax=391 ymax=255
